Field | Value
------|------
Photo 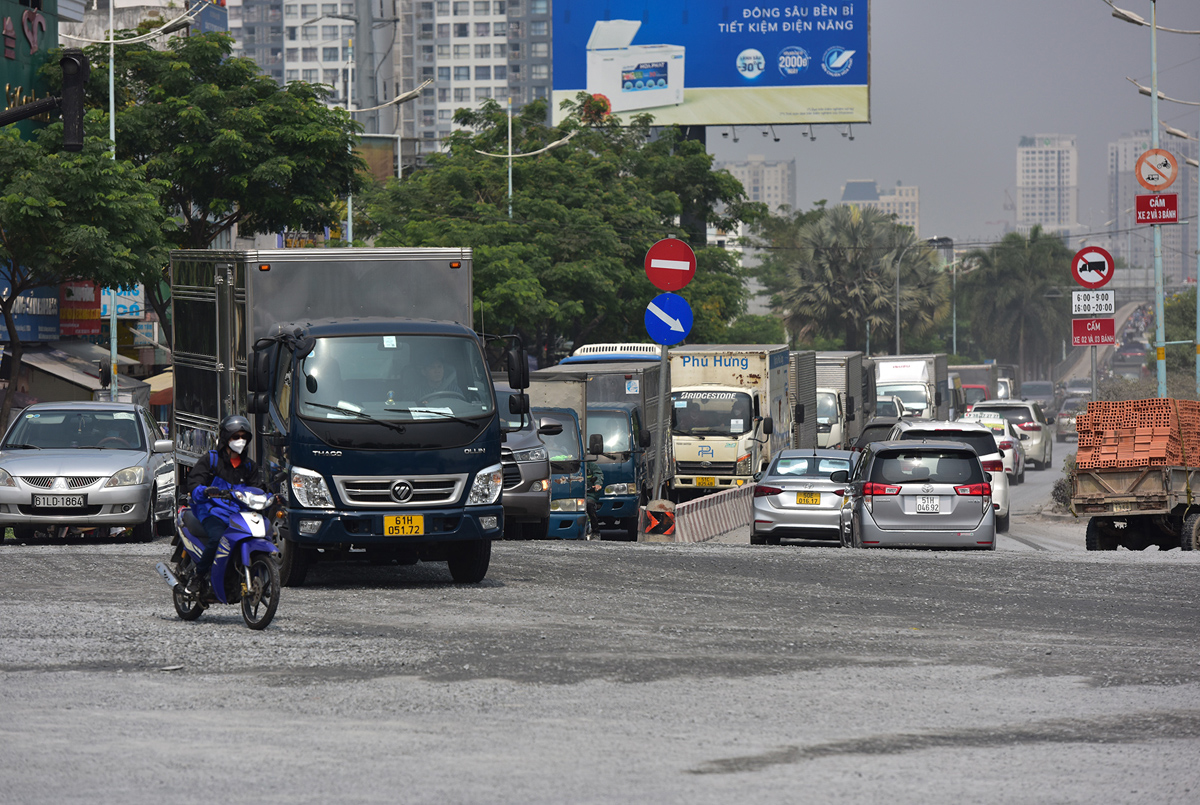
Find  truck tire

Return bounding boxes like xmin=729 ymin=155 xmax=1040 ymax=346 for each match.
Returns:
xmin=278 ymin=537 xmax=313 ymax=587
xmin=1085 ymin=518 xmax=1119 ymax=551
xmin=1181 ymin=513 xmax=1200 ymax=551
xmin=447 ymin=538 xmax=491 ymax=583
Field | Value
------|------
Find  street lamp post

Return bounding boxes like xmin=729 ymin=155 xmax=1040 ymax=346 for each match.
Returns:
xmin=475 ymin=115 xmax=579 ymax=219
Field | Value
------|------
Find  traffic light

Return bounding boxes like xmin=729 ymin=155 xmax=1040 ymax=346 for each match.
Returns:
xmin=59 ymin=49 xmax=89 ymax=152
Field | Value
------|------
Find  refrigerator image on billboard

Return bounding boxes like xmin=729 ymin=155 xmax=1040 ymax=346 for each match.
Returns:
xmin=553 ymin=1 xmax=870 ymax=127
xmin=586 ymin=20 xmax=685 ymax=114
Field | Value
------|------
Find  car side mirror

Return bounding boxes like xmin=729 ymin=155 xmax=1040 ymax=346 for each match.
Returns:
xmin=152 ymin=439 xmax=173 ymax=454
xmin=1019 ymin=433 xmax=1030 ymax=441
xmin=984 ymin=471 xmax=993 ymax=483
xmin=829 ymin=470 xmax=849 ymax=483
xmin=762 ymin=417 xmax=773 ymax=436
xmin=537 ymin=418 xmax=563 ymax=436
xmin=588 ymin=434 xmax=604 ymax=455
xmin=638 ymin=429 xmax=652 ymax=448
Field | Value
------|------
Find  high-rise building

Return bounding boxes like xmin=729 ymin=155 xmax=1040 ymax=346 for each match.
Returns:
xmin=838 ymin=180 xmax=920 ymax=235
xmin=718 ymin=155 xmax=797 ymax=212
xmin=1107 ymin=130 xmax=1197 ymax=290
xmin=1015 ymin=134 xmax=1079 ymax=237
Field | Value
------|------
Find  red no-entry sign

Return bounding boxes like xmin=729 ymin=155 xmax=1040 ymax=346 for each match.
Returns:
xmin=644 ymin=238 xmax=696 ymax=291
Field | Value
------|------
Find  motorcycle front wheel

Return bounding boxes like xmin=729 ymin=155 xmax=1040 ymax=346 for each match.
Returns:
xmin=241 ymin=554 xmax=280 ymax=630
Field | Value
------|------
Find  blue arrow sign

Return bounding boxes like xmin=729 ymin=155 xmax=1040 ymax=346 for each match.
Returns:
xmin=645 ymin=292 xmax=693 ymax=345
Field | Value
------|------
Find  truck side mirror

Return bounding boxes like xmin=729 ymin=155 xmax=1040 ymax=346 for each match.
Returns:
xmin=247 ymin=391 xmax=270 ymax=415
xmin=537 ymin=418 xmax=563 ymax=436
xmin=295 ymin=337 xmax=316 ymax=359
xmin=588 ymin=434 xmax=604 ymax=456
xmin=638 ymin=429 xmax=652 ymax=448
xmin=794 ymin=403 xmax=804 ymax=424
xmin=248 ymin=348 xmax=271 ymax=393
xmin=847 ymin=396 xmax=856 ymax=422
xmin=935 ymin=391 xmax=944 ymax=406
xmin=506 ymin=348 xmax=529 ymax=390
xmin=508 ymin=393 xmax=529 ymax=415
xmin=762 ymin=417 xmax=774 ymax=435
xmin=753 ymin=395 xmax=761 ymax=419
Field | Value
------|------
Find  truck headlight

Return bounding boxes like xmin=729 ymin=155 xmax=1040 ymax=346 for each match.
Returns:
xmin=604 ymin=483 xmax=630 ymax=495
xmin=468 ymin=463 xmax=504 ymax=505
xmin=550 ymin=498 xmax=586 ymax=512
xmin=736 ymin=454 xmax=753 ymax=475
xmin=105 ymin=466 xmax=146 ymax=487
xmin=291 ymin=466 xmax=334 ymax=509
xmin=511 ymin=447 xmax=547 ymax=463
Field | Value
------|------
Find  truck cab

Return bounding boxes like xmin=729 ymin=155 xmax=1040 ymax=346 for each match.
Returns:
xmin=670 ymin=385 xmax=773 ymax=495
xmin=532 ymin=407 xmax=588 ymax=539
xmin=815 ymin=387 xmax=845 ymax=448
xmin=587 ymin=403 xmax=652 ymax=539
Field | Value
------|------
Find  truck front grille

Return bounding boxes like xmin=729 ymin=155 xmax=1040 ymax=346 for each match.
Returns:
xmin=334 ymin=474 xmax=467 ymax=507
xmin=675 ymin=461 xmax=737 ymax=475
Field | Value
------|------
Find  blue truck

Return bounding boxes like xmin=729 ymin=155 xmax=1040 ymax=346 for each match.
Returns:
xmin=529 ymin=369 xmax=589 ymax=539
xmin=170 ymin=248 xmax=528 ymax=586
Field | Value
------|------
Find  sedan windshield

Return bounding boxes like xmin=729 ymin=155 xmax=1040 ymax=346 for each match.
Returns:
xmin=4 ymin=410 xmax=144 ymax=450
xmin=296 ymin=334 xmax=495 ymax=422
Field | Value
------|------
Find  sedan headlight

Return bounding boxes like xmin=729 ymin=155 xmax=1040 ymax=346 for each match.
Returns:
xmin=0 ymin=468 xmax=14 ymax=488
xmin=291 ymin=466 xmax=334 ymax=509
xmin=604 ymin=483 xmax=630 ymax=495
xmin=511 ymin=447 xmax=548 ymax=463
xmin=550 ymin=498 xmax=586 ymax=512
xmin=104 ymin=466 xmax=146 ymax=487
xmin=467 ymin=463 xmax=504 ymax=506
xmin=736 ymin=454 xmax=753 ymax=475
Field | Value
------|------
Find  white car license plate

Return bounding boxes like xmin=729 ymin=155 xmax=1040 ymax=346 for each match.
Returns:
xmin=916 ymin=496 xmax=940 ymax=513
xmin=33 ymin=494 xmax=86 ymax=508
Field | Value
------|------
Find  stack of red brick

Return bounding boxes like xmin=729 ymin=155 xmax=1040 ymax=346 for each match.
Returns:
xmin=1074 ymin=399 xmax=1200 ymax=469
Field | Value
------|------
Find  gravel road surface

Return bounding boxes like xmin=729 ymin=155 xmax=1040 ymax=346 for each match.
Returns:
xmin=2 ymin=468 xmax=1198 ymax=804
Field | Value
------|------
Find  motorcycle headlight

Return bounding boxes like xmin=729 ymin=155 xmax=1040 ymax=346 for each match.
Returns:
xmin=0 ymin=468 xmax=15 ymax=487
xmin=468 ymin=463 xmax=504 ymax=506
xmin=603 ymin=483 xmax=630 ymax=495
xmin=291 ymin=466 xmax=334 ymax=509
xmin=233 ymin=489 xmax=274 ymax=511
xmin=104 ymin=466 xmax=146 ymax=487
xmin=736 ymin=454 xmax=752 ymax=475
xmin=550 ymin=498 xmax=586 ymax=512
xmin=511 ymin=447 xmax=548 ymax=463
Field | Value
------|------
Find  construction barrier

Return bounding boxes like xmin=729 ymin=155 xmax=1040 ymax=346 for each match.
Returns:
xmin=638 ymin=499 xmax=676 ymax=542
xmin=673 ymin=484 xmax=755 ymax=543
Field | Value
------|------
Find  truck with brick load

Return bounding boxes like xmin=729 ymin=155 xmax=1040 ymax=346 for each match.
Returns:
xmin=1071 ymin=398 xmax=1200 ymax=551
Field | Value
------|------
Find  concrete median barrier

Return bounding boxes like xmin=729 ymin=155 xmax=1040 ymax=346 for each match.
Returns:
xmin=673 ymin=485 xmax=754 ymax=543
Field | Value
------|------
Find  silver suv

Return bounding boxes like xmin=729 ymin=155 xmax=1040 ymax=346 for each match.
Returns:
xmin=886 ymin=419 xmax=1011 ymax=532
xmin=969 ymin=400 xmax=1053 ymax=469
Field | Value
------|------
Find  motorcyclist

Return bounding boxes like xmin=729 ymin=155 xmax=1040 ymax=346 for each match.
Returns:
xmin=183 ymin=415 xmax=258 ymax=594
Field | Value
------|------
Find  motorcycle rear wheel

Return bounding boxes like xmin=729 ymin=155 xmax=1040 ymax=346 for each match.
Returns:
xmin=241 ymin=554 xmax=280 ymax=630
xmin=172 ymin=564 xmax=205 ymax=621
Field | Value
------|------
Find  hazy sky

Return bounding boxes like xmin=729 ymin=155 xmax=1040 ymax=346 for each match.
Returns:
xmin=707 ymin=0 xmax=1200 ymax=249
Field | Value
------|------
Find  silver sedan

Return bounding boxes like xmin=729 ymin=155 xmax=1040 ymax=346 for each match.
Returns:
xmin=750 ymin=449 xmax=856 ymax=545
xmin=0 ymin=401 xmax=175 ymax=541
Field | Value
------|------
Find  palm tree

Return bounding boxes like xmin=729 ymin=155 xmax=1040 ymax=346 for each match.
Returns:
xmin=775 ymin=205 xmax=947 ymax=351
xmin=960 ymin=226 xmax=1072 ymax=374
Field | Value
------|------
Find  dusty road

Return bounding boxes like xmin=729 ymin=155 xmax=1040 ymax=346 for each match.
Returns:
xmin=2 ymin=486 xmax=1199 ymax=805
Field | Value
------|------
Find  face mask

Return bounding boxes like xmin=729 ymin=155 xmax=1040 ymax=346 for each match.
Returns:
xmin=228 ymin=438 xmax=247 ymax=455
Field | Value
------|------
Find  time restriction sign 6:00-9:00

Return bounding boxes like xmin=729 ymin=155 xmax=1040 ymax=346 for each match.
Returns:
xmin=1072 ymin=290 xmax=1114 ymax=316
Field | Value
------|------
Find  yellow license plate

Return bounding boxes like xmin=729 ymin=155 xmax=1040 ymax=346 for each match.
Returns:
xmin=796 ymin=492 xmax=821 ymax=505
xmin=696 ymin=476 xmax=716 ymax=487
xmin=385 ymin=515 xmax=424 ymax=536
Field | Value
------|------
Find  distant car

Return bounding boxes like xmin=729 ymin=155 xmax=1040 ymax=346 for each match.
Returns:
xmin=1020 ymin=380 xmax=1056 ymax=416
xmin=836 ymin=440 xmax=996 ymax=550
xmin=0 ymin=401 xmax=176 ymax=541
xmin=887 ymin=419 xmax=1011 ymax=532
xmin=1064 ymin=378 xmax=1091 ymax=397
xmin=751 ymin=449 xmax=856 ymax=545
xmin=962 ymin=385 xmax=989 ymax=412
xmin=852 ymin=416 xmax=902 ymax=452
xmin=1056 ymin=396 xmax=1089 ymax=443
xmin=961 ymin=412 xmax=1026 ymax=484
xmin=969 ymin=400 xmax=1054 ymax=470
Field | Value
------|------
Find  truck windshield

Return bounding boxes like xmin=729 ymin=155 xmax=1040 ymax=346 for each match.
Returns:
xmin=296 ymin=334 xmax=494 ymax=422
xmin=877 ymin=384 xmax=928 ymax=412
xmin=536 ymin=413 xmax=581 ymax=473
xmin=670 ymin=391 xmax=753 ymax=437
xmin=587 ymin=410 xmax=631 ymax=452
xmin=817 ymin=392 xmax=838 ymax=424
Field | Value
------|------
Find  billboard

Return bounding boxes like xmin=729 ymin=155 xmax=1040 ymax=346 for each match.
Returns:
xmin=551 ymin=1 xmax=869 ymax=127
xmin=101 ymin=285 xmax=145 ymax=319
xmin=59 ymin=281 xmax=101 ymax=337
xmin=0 ymin=284 xmax=59 ymax=342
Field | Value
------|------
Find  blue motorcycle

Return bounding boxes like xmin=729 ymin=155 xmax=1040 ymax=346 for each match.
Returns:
xmin=155 ymin=486 xmax=282 ymax=630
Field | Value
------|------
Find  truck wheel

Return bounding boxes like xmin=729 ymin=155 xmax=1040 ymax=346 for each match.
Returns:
xmin=447 ymin=539 xmax=491 ymax=583
xmin=1181 ymin=514 xmax=1200 ymax=551
xmin=278 ymin=538 xmax=313 ymax=587
xmin=1085 ymin=518 xmax=1119 ymax=551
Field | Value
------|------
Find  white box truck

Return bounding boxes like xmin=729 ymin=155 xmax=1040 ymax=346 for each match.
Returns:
xmin=875 ymin=354 xmax=950 ymax=420
xmin=668 ymin=344 xmax=792 ymax=496
xmin=815 ymin=351 xmax=865 ymax=450
xmin=789 ymin=351 xmax=818 ymax=450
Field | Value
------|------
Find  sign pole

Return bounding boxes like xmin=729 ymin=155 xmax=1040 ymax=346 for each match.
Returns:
xmin=1150 ymin=1 xmax=1167 ymax=398
xmin=1091 ymin=345 xmax=1097 ymax=402
xmin=654 ymin=344 xmax=669 ymax=499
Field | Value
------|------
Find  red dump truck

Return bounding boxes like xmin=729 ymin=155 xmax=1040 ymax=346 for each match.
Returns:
xmin=1071 ymin=398 xmax=1200 ymax=551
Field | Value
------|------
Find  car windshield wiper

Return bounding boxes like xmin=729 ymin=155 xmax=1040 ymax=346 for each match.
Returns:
xmin=303 ymin=402 xmax=408 ymax=434
xmin=407 ymin=408 xmax=481 ymax=428
xmin=4 ymin=443 xmax=41 ymax=449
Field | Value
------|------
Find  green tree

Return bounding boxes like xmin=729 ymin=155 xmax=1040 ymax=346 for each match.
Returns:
xmin=56 ymin=33 xmax=367 ymax=343
xmin=960 ymin=226 xmax=1072 ymax=376
xmin=725 ymin=314 xmax=787 ymax=344
xmin=749 ymin=202 xmax=826 ymax=310
xmin=769 ymin=205 xmax=947 ymax=352
xmin=0 ymin=119 xmax=171 ymax=427
xmin=1161 ymin=289 xmax=1198 ymax=377
xmin=361 ymin=98 xmax=757 ymax=362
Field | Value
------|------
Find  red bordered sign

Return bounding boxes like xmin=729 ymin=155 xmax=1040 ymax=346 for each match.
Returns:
xmin=1071 ymin=246 xmax=1114 ymax=290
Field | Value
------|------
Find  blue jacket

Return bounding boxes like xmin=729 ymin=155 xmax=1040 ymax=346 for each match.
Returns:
xmin=186 ymin=450 xmax=259 ymax=523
